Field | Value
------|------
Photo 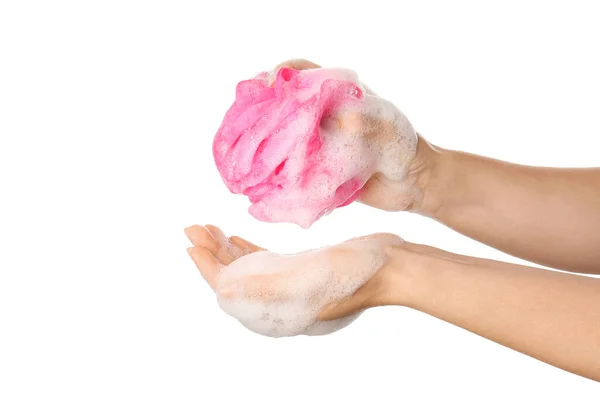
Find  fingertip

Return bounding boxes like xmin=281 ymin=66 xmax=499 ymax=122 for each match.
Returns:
xmin=229 ymin=235 xmax=246 ymax=246
xmin=205 ymin=224 xmax=226 ymax=240
xmin=186 ymin=246 xmax=202 ymax=264
xmin=184 ymin=224 xmax=211 ymax=242
xmin=184 ymin=224 xmax=201 ymax=237
xmin=230 ymin=235 xmax=264 ymax=252
xmin=186 ymin=225 xmax=218 ymax=248
xmin=268 ymin=59 xmax=320 ymax=86
xmin=187 ymin=246 xmax=222 ymax=289
xmin=190 ymin=246 xmax=218 ymax=265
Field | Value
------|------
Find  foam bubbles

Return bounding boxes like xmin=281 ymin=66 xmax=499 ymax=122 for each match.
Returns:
xmin=213 ymin=67 xmax=417 ymax=228
xmin=214 ymin=234 xmax=402 ymax=337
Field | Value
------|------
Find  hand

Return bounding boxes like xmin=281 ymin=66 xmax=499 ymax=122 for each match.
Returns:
xmin=268 ymin=59 xmax=434 ymax=212
xmin=184 ymin=224 xmax=404 ymax=337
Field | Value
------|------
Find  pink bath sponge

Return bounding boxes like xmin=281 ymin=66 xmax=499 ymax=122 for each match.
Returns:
xmin=213 ymin=67 xmax=395 ymax=228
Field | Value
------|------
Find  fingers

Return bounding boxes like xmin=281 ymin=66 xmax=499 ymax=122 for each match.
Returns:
xmin=185 ymin=224 xmax=233 ymax=264
xmin=268 ymin=58 xmax=321 ymax=86
xmin=184 ymin=225 xmax=219 ymax=252
xmin=274 ymin=58 xmax=321 ymax=71
xmin=183 ymin=225 xmax=276 ymax=301
xmin=205 ymin=224 xmax=247 ymax=261
xmin=184 ymin=225 xmax=238 ymax=265
xmin=187 ymin=246 xmax=223 ymax=290
xmin=229 ymin=235 xmax=265 ymax=252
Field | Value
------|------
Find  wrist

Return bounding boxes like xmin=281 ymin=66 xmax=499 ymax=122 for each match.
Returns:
xmin=407 ymin=136 xmax=455 ymax=219
xmin=379 ymin=242 xmax=432 ymax=308
xmin=381 ymin=242 xmax=465 ymax=310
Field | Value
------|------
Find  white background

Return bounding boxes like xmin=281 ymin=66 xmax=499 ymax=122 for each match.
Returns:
xmin=1 ymin=0 xmax=599 ymax=398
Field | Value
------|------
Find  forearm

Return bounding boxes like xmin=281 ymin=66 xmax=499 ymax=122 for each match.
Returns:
xmin=414 ymin=141 xmax=600 ymax=273
xmin=388 ymin=243 xmax=600 ymax=381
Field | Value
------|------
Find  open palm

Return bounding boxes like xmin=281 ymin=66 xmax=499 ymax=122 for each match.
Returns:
xmin=184 ymin=224 xmax=402 ymax=328
xmin=184 ymin=225 xmax=264 ymax=290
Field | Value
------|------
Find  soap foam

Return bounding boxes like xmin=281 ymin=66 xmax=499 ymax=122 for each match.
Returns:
xmin=213 ymin=67 xmax=417 ymax=228
xmin=215 ymin=234 xmax=402 ymax=337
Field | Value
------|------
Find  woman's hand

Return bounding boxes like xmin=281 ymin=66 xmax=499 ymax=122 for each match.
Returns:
xmin=184 ymin=224 xmax=405 ymax=336
xmin=185 ymin=224 xmax=600 ymax=379
xmin=269 ymin=60 xmax=600 ymax=274
xmin=268 ymin=59 xmax=434 ymax=212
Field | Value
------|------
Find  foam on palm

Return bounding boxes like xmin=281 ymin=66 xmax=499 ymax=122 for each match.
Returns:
xmin=215 ymin=234 xmax=401 ymax=337
xmin=213 ymin=67 xmax=417 ymax=228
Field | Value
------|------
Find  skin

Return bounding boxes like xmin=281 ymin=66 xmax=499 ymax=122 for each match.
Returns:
xmin=186 ymin=59 xmax=600 ymax=382
xmin=185 ymin=225 xmax=600 ymax=381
